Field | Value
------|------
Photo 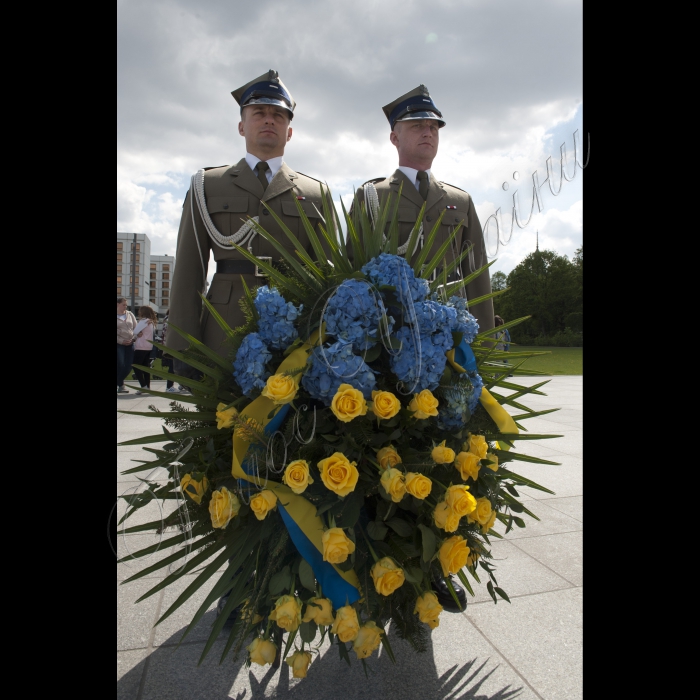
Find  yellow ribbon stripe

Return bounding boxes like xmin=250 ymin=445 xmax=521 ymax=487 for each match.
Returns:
xmin=231 ymin=332 xmax=362 ymax=595
xmin=446 ymin=350 xmax=519 ymax=452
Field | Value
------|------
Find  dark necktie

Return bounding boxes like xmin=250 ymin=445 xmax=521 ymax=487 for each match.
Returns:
xmin=417 ymin=170 xmax=429 ymax=200
xmin=256 ymin=161 xmax=270 ymax=192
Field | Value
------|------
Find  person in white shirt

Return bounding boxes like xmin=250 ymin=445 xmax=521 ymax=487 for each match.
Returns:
xmin=116 ymin=297 xmax=137 ymax=394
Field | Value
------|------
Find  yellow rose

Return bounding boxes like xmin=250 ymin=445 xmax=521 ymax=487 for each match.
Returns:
xmin=250 ymin=490 xmax=278 ymax=521
xmin=370 ymin=390 xmax=401 ymax=420
xmin=433 ymin=501 xmax=461 ymax=533
xmin=439 ymin=535 xmax=471 ymax=576
xmin=318 ymin=452 xmax=359 ymax=497
xmin=376 ymin=445 xmax=402 ymax=470
xmin=467 ymin=433 xmax=488 ymax=459
xmin=432 ymin=440 xmax=456 ymax=464
xmin=405 ymin=472 xmax=433 ymax=500
xmin=261 ymin=373 xmax=298 ymax=405
xmin=331 ymin=383 xmax=368 ymax=423
xmin=482 ymin=510 xmax=498 ymax=534
xmin=468 ymin=497 xmax=494 ymax=527
xmin=248 ymin=637 xmax=277 ymax=666
xmin=286 ymin=650 xmax=312 ymax=678
xmin=371 ymin=557 xmax=406 ymax=596
xmin=322 ymin=527 xmax=356 ymax=564
xmin=380 ymin=468 xmax=406 ymax=503
xmin=454 ymin=451 xmax=481 ymax=482
xmin=409 ymin=389 xmax=439 ymax=419
xmin=353 ymin=621 xmax=383 ymax=659
xmin=446 ymin=485 xmax=478 ymax=518
xmin=215 ymin=402 xmax=238 ymax=430
xmin=414 ymin=592 xmax=444 ymax=630
xmin=208 ymin=487 xmax=241 ymax=529
xmin=269 ymin=595 xmax=302 ymax=632
xmin=282 ymin=459 xmax=314 ymax=494
xmin=180 ymin=473 xmax=209 ymax=505
xmin=331 ymin=605 xmax=360 ymax=642
xmin=302 ymin=598 xmax=335 ymax=626
xmin=485 ymin=452 xmax=499 ymax=472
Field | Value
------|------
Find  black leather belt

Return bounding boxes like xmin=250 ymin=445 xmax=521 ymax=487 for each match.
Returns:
xmin=217 ymin=258 xmax=272 ymax=277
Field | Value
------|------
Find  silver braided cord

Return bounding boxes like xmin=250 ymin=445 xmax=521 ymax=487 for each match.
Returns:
xmin=192 ymin=169 xmax=259 ymax=250
xmin=365 ymin=182 xmax=423 ymax=257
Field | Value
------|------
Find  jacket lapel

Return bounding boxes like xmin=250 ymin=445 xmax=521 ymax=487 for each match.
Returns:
xmin=390 ymin=169 xmax=424 ymax=209
xmin=227 ymin=158 xmax=265 ymax=198
xmin=425 ymin=175 xmax=446 ymax=213
xmin=264 ymin=162 xmax=298 ymax=202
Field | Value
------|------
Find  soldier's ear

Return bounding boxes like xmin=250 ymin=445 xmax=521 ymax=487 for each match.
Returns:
xmin=238 ymin=121 xmax=245 ymax=137
xmin=287 ymin=126 xmax=293 ymax=142
xmin=389 ymin=130 xmax=400 ymax=148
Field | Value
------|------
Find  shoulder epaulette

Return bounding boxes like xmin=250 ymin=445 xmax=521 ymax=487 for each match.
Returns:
xmin=440 ymin=181 xmax=469 ymax=195
xmin=202 ymin=165 xmax=231 ymax=173
xmin=362 ymin=177 xmax=388 ymax=187
xmin=294 ymin=171 xmax=324 ymax=184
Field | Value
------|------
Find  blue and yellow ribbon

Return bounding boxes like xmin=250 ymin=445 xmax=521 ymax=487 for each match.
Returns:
xmin=446 ymin=339 xmax=519 ymax=451
xmin=231 ymin=332 xmax=361 ymax=609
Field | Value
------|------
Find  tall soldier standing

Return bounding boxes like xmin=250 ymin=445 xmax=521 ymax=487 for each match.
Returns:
xmin=353 ymin=85 xmax=495 ymax=613
xmin=166 ymin=70 xmax=326 ymax=371
xmin=353 ymin=85 xmax=495 ymax=335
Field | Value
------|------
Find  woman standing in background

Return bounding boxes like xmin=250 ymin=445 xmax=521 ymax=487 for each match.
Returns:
xmin=117 ymin=297 xmax=137 ymax=394
xmin=132 ymin=306 xmax=158 ymax=394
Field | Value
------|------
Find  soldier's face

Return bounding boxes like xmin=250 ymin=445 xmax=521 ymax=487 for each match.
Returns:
xmin=390 ymin=119 xmax=440 ymax=167
xmin=238 ymin=105 xmax=292 ymax=157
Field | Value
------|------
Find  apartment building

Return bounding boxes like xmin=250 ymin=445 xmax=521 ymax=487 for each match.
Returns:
xmin=117 ymin=232 xmax=151 ymax=309
xmin=149 ymin=254 xmax=176 ymax=311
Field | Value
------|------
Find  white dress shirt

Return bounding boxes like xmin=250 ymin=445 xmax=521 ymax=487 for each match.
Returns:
xmin=398 ymin=166 xmax=433 ymax=192
xmin=245 ymin=153 xmax=284 ymax=184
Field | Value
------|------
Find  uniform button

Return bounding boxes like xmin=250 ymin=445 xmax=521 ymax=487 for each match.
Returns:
xmin=426 ymin=215 xmax=433 ymax=222
xmin=455 ymin=217 xmax=460 ymax=222
xmin=223 ymin=204 xmax=229 ymax=209
xmin=263 ymin=209 xmax=269 ymax=215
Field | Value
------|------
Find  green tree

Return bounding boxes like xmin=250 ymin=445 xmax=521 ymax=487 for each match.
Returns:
xmin=496 ymin=249 xmax=579 ymax=339
xmin=491 ymin=271 xmax=507 ymax=291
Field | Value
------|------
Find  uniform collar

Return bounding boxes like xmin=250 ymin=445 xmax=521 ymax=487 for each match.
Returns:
xmin=397 ymin=166 xmax=432 ymax=191
xmin=245 ymin=153 xmax=284 ymax=180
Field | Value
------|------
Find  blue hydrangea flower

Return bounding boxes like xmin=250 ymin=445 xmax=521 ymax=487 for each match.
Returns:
xmin=361 ymin=253 xmax=429 ymax=303
xmin=254 ymin=286 xmax=302 ymax=350
xmin=407 ymin=300 xmax=457 ymax=336
xmin=233 ymin=333 xmax=272 ymax=397
xmin=446 ymin=295 xmax=479 ymax=344
xmin=324 ymin=279 xmax=395 ymax=352
xmin=390 ymin=326 xmax=448 ymax=393
xmin=436 ymin=372 xmax=484 ymax=431
xmin=301 ymin=339 xmax=377 ymax=405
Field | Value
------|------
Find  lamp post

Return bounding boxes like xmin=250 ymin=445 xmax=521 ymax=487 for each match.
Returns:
xmin=130 ymin=233 xmax=137 ymax=312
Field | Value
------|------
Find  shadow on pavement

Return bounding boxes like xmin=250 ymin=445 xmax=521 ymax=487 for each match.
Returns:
xmin=118 ymin=616 xmax=524 ymax=700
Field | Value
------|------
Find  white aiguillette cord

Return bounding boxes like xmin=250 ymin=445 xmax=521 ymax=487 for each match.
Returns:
xmin=189 ymin=169 xmax=260 ymax=292
xmin=364 ymin=182 xmax=423 ymax=257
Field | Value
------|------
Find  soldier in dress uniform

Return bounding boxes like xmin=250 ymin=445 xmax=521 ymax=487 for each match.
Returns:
xmin=354 ymin=86 xmax=495 ymax=613
xmin=166 ymin=70 xmax=326 ymax=365
xmin=353 ymin=84 xmax=495 ymax=335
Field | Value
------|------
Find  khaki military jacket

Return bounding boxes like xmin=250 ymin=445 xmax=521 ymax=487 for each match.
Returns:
xmin=167 ymin=159 xmax=325 ymax=356
xmin=353 ymin=169 xmax=494 ymax=333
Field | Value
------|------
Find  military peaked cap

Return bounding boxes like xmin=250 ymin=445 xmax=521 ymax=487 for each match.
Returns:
xmin=231 ymin=69 xmax=295 ymax=119
xmin=382 ymin=84 xmax=446 ymax=129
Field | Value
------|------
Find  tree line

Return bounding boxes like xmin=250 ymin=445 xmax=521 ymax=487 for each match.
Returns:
xmin=489 ymin=245 xmax=582 ymax=346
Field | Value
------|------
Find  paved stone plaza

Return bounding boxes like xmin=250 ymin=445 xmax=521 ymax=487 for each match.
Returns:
xmin=116 ymin=376 xmax=582 ymax=700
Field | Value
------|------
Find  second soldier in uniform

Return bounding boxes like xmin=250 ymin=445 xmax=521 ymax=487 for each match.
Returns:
xmin=353 ymin=85 xmax=495 ymax=335
xmin=354 ymin=85 xmax=495 ymax=613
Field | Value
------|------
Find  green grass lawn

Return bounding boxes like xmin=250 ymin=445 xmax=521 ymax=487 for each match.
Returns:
xmin=510 ymin=346 xmax=583 ymax=375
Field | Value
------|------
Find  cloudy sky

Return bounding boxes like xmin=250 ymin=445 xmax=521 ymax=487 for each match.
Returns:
xmin=117 ymin=0 xmax=583 ymax=279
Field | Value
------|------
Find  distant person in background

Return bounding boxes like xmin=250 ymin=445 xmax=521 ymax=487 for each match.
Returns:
xmin=160 ymin=310 xmax=185 ymax=394
xmin=132 ymin=306 xmax=158 ymax=394
xmin=117 ymin=297 xmax=137 ymax=394
xmin=494 ymin=315 xmax=512 ymax=375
